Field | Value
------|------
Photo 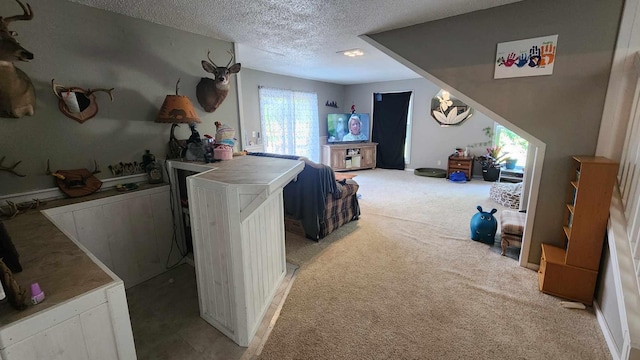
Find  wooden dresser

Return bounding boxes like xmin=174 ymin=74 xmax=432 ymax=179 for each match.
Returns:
xmin=447 ymin=155 xmax=474 ymax=180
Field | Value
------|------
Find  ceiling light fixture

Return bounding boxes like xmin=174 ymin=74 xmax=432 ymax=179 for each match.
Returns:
xmin=339 ymin=49 xmax=364 ymax=57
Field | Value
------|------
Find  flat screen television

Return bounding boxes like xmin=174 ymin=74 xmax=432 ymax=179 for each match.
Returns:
xmin=327 ymin=113 xmax=370 ymax=143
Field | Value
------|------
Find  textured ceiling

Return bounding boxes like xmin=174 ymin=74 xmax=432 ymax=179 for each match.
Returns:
xmin=68 ymin=0 xmax=521 ymax=85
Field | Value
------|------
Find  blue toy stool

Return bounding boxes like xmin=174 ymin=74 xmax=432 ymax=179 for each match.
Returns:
xmin=470 ymin=206 xmax=498 ymax=244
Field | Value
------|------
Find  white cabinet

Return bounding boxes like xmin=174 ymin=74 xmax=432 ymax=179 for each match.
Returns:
xmin=1 ymin=211 xmax=136 ymax=360
xmin=0 ymin=283 xmax=135 ymax=360
xmin=43 ymin=185 xmax=177 ymax=289
xmin=171 ymin=156 xmax=303 ymax=346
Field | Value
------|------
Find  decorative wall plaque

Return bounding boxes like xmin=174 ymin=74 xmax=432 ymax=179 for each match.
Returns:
xmin=430 ymin=90 xmax=473 ymax=127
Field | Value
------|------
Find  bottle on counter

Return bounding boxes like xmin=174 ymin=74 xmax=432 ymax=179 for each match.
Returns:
xmin=142 ymin=150 xmax=156 ymax=170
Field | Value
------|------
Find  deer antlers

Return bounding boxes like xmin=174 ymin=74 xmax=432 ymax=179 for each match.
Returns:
xmin=205 ymin=50 xmax=234 ymax=69
xmin=46 ymin=159 xmax=101 ymax=178
xmin=0 ymin=198 xmax=45 ymax=219
xmin=0 ymin=156 xmax=25 ymax=177
xmin=51 ymin=80 xmax=114 ymax=101
xmin=0 ymin=0 xmax=33 ymax=35
xmin=86 ymin=88 xmax=114 ymax=101
xmin=51 ymin=79 xmax=114 ymax=123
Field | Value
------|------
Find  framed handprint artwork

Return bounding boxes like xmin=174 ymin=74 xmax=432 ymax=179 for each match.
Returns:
xmin=494 ymin=35 xmax=558 ymax=79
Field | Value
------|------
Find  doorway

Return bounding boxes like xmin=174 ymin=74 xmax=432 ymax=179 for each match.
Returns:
xmin=372 ymin=91 xmax=413 ymax=169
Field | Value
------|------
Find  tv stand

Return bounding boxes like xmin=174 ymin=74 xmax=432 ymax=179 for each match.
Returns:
xmin=322 ymin=143 xmax=377 ymax=171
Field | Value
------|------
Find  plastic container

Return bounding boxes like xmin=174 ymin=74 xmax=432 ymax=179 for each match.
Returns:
xmin=30 ymin=282 xmax=45 ymax=304
xmin=214 ymin=147 xmax=233 ymax=160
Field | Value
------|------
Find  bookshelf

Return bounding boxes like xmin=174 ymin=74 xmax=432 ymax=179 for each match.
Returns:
xmin=538 ymin=156 xmax=618 ymax=304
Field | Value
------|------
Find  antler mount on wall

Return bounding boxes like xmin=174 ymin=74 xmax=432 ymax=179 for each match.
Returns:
xmin=51 ymin=79 xmax=114 ymax=123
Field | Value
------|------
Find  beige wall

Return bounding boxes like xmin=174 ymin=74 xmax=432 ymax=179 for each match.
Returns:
xmin=369 ymin=0 xmax=624 ymax=264
xmin=0 ymin=0 xmax=238 ymax=195
xmin=344 ymin=79 xmax=495 ymax=172
xmin=238 ymin=68 xmax=345 ymax=148
xmin=239 ymin=71 xmax=495 ymax=171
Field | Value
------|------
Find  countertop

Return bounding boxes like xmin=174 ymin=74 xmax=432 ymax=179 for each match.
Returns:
xmin=0 ymin=183 xmax=166 ymax=326
xmin=169 ymin=156 xmax=305 ymax=194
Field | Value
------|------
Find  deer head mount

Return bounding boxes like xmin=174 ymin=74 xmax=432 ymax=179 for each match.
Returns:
xmin=196 ymin=50 xmax=241 ymax=113
xmin=0 ymin=0 xmax=35 ymax=118
xmin=51 ymin=79 xmax=114 ymax=123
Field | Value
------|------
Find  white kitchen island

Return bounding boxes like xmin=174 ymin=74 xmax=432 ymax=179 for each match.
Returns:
xmin=167 ymin=155 xmax=303 ymax=346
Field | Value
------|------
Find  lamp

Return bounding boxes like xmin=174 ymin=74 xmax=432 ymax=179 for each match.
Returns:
xmin=156 ymin=79 xmax=200 ymax=158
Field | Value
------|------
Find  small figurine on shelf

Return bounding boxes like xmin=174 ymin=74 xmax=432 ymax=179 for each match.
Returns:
xmin=142 ymin=150 xmax=156 ymax=170
xmin=146 ymin=158 xmax=164 ymax=184
xmin=184 ymin=122 xmax=206 ymax=161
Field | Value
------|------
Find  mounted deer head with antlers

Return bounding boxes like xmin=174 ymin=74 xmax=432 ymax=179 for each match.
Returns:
xmin=196 ymin=50 xmax=241 ymax=113
xmin=0 ymin=0 xmax=35 ymax=118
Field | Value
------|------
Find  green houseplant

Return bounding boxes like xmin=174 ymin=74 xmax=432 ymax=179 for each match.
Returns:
xmin=477 ymin=146 xmax=508 ymax=181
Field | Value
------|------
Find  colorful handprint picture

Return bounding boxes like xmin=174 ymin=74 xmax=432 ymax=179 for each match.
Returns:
xmin=494 ymin=34 xmax=558 ymax=79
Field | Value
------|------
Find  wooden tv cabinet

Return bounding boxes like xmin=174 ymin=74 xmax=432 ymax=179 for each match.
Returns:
xmin=322 ymin=143 xmax=377 ymax=171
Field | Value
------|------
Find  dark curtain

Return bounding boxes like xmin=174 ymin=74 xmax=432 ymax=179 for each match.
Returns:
xmin=372 ymin=91 xmax=412 ymax=170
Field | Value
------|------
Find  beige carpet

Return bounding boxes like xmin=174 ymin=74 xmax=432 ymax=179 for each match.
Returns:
xmin=258 ymin=169 xmax=610 ymax=360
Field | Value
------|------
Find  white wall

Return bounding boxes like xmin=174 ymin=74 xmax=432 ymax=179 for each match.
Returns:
xmin=0 ymin=0 xmax=239 ymax=195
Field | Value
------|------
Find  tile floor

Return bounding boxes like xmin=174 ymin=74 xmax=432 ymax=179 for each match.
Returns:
xmin=126 ymin=263 xmax=297 ymax=360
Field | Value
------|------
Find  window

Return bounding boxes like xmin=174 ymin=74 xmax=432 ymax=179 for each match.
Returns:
xmin=259 ymin=87 xmax=320 ymax=162
xmin=494 ymin=124 xmax=528 ymax=168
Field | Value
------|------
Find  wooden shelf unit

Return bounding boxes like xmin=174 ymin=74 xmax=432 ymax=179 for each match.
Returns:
xmin=538 ymin=156 xmax=618 ymax=304
xmin=447 ymin=155 xmax=474 ymax=180
xmin=322 ymin=143 xmax=377 ymax=171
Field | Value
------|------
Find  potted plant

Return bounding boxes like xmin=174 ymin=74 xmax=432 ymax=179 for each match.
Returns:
xmin=477 ymin=146 xmax=508 ymax=181
xmin=504 ymin=157 xmax=517 ymax=170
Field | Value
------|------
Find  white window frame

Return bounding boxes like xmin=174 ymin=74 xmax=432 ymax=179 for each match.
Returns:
xmin=259 ymin=87 xmax=320 ymax=162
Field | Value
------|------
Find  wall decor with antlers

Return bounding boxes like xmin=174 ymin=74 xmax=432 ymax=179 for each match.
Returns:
xmin=51 ymin=79 xmax=114 ymax=123
xmin=196 ymin=50 xmax=241 ymax=113
xmin=0 ymin=156 xmax=25 ymax=177
xmin=46 ymin=159 xmax=103 ymax=198
xmin=0 ymin=0 xmax=35 ymax=118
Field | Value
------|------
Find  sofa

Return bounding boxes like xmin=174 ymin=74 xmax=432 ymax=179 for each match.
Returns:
xmin=248 ymin=152 xmax=361 ymax=240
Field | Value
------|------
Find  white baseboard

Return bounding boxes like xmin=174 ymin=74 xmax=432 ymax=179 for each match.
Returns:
xmin=595 ymin=299 xmax=623 ymax=360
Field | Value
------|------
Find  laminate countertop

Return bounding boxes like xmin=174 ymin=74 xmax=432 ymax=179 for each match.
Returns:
xmin=168 ymin=155 xmax=305 ymax=194
xmin=0 ymin=183 xmax=166 ymax=326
